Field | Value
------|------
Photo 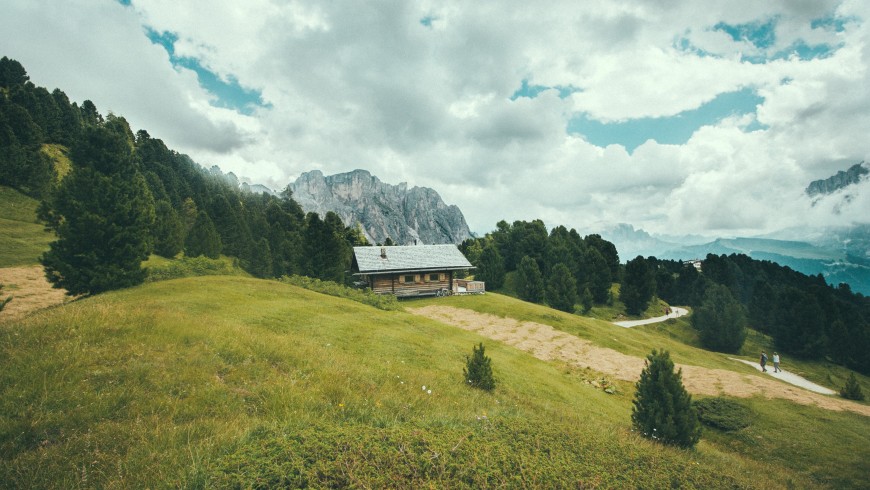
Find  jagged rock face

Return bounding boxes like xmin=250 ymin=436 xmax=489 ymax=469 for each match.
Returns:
xmin=287 ymin=169 xmax=473 ymax=245
xmin=806 ymin=162 xmax=868 ymax=196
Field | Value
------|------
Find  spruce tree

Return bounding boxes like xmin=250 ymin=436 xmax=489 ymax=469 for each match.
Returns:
xmin=621 ymin=256 xmax=656 ymax=315
xmin=585 ymin=247 xmax=612 ymax=303
xmin=546 ymin=263 xmax=577 ymax=313
xmin=632 ymin=349 xmax=701 ymax=448
xmin=464 ymin=342 xmax=495 ymax=391
xmin=692 ymin=283 xmax=747 ymax=353
xmin=152 ymin=200 xmax=185 ymax=258
xmin=41 ymin=125 xmax=155 ymax=295
xmin=517 ymin=255 xmax=544 ymax=303
xmin=248 ymin=237 xmax=274 ymax=278
xmin=840 ymin=373 xmax=865 ymax=401
xmin=185 ymin=211 xmax=222 ymax=259
xmin=476 ymin=242 xmax=505 ymax=290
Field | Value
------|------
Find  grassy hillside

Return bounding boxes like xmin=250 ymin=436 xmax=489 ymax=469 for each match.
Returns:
xmin=0 ymin=186 xmax=53 ymax=267
xmin=2 ymin=276 xmax=868 ymax=488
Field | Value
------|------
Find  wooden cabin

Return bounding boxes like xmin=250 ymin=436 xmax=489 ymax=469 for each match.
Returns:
xmin=352 ymin=244 xmax=476 ymax=297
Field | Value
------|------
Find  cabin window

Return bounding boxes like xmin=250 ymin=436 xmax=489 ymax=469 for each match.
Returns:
xmin=429 ymin=273 xmax=440 ymax=282
xmin=403 ymin=275 xmax=416 ymax=283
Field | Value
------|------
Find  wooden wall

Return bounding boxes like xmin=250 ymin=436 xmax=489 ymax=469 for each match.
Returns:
xmin=366 ymin=271 xmax=453 ymax=297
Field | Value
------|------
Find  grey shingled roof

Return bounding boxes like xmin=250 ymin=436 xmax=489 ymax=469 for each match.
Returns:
xmin=353 ymin=244 xmax=473 ymax=274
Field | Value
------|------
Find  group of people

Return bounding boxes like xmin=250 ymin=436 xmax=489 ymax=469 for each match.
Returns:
xmin=760 ymin=351 xmax=781 ymax=373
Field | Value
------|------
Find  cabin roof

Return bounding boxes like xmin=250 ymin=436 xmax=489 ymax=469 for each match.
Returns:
xmin=352 ymin=244 xmax=473 ymax=274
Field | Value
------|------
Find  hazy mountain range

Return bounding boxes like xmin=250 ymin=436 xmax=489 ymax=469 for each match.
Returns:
xmin=228 ymin=161 xmax=869 ymax=294
xmin=596 ymin=162 xmax=870 ymax=294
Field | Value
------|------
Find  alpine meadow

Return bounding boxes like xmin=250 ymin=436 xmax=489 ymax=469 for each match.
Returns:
xmin=2 ymin=38 xmax=870 ymax=490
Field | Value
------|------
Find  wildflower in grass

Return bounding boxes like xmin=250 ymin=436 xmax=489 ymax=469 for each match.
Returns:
xmin=422 ymin=385 xmax=426 ymax=390
xmin=427 ymin=389 xmax=432 ymax=394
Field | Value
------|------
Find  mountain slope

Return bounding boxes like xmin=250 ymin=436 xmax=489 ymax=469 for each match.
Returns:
xmin=0 ymin=185 xmax=52 ymax=267
xmin=4 ymin=276 xmax=867 ymax=487
xmin=287 ymin=169 xmax=473 ymax=245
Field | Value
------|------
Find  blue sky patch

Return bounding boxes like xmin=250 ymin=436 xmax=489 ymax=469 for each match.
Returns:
xmin=714 ymin=18 xmax=777 ymax=49
xmin=145 ymin=27 xmax=268 ymax=115
xmin=567 ymin=88 xmax=766 ymax=152
xmin=811 ymin=15 xmax=851 ymax=32
xmin=511 ymin=79 xmax=580 ymax=100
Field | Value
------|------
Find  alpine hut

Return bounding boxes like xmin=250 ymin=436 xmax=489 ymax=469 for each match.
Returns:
xmin=352 ymin=244 xmax=476 ymax=297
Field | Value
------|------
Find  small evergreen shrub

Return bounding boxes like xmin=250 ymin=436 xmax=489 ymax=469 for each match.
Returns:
xmin=840 ymin=373 xmax=865 ymax=401
xmin=464 ymin=342 xmax=495 ymax=391
xmin=693 ymin=397 xmax=753 ymax=431
xmin=632 ymin=349 xmax=700 ymax=448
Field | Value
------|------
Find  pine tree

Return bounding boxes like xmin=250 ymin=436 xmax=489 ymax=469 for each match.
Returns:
xmin=621 ymin=256 xmax=656 ymax=315
xmin=185 ymin=211 xmax=222 ymax=259
xmin=248 ymin=237 xmax=274 ymax=278
xmin=41 ymin=125 xmax=155 ymax=295
xmin=546 ymin=263 xmax=577 ymax=313
xmin=840 ymin=373 xmax=865 ymax=401
xmin=632 ymin=349 xmax=701 ymax=448
xmin=476 ymin=242 xmax=505 ymax=290
xmin=692 ymin=283 xmax=747 ymax=353
xmin=464 ymin=342 xmax=495 ymax=391
xmin=585 ymin=247 xmax=612 ymax=303
xmin=579 ymin=286 xmax=593 ymax=313
xmin=517 ymin=255 xmax=544 ymax=303
xmin=152 ymin=200 xmax=185 ymax=258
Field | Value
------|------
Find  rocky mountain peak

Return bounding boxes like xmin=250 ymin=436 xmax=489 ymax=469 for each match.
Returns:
xmin=806 ymin=162 xmax=868 ymax=197
xmin=287 ymin=169 xmax=473 ymax=245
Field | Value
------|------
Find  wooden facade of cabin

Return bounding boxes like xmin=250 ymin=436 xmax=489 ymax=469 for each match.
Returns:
xmin=352 ymin=244 xmax=476 ymax=298
xmin=366 ymin=271 xmax=455 ymax=297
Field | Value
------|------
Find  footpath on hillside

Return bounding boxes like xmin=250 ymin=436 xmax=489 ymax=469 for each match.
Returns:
xmin=408 ymin=305 xmax=869 ymax=417
xmin=613 ymin=307 xmax=689 ymax=328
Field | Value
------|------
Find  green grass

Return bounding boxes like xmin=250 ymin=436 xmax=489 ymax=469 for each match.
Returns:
xmin=2 ymin=276 xmax=866 ymax=487
xmin=0 ymin=186 xmax=53 ymax=267
xmin=41 ymin=144 xmax=72 ymax=180
xmin=143 ymin=254 xmax=249 ymax=282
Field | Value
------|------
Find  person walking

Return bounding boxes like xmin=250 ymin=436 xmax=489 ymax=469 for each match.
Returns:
xmin=773 ymin=352 xmax=781 ymax=373
xmin=760 ymin=351 xmax=768 ymax=372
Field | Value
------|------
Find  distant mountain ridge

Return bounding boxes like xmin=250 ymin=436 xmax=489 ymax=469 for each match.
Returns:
xmin=597 ymin=223 xmax=870 ymax=295
xmin=286 ymin=169 xmax=473 ymax=245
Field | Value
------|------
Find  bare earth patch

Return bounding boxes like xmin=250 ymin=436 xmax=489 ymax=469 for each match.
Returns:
xmin=408 ymin=305 xmax=870 ymax=417
xmin=0 ymin=265 xmax=70 ymax=321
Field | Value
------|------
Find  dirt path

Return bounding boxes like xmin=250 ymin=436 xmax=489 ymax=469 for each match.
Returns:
xmin=408 ymin=305 xmax=870 ymax=417
xmin=0 ymin=265 xmax=69 ymax=321
xmin=613 ymin=307 xmax=689 ymax=327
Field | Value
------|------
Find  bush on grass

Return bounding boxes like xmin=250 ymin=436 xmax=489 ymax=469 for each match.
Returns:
xmin=693 ymin=397 xmax=753 ymax=431
xmin=840 ymin=373 xmax=865 ymax=401
xmin=464 ymin=342 xmax=495 ymax=391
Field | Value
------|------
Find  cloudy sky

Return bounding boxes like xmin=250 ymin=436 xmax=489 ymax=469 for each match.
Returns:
xmin=3 ymin=0 xmax=869 ymax=238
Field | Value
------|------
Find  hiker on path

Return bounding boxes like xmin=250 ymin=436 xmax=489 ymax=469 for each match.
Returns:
xmin=773 ymin=352 xmax=781 ymax=373
xmin=760 ymin=351 xmax=768 ymax=372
